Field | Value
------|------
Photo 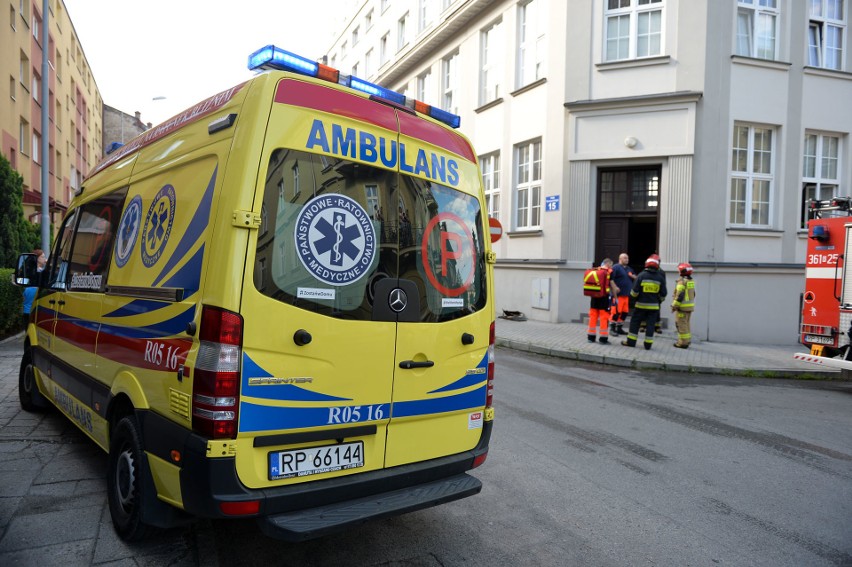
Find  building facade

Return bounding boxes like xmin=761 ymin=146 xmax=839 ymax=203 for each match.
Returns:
xmin=102 ymin=105 xmax=149 ymax=154
xmin=327 ymin=0 xmax=851 ymax=345
xmin=1 ymin=0 xmax=103 ymax=227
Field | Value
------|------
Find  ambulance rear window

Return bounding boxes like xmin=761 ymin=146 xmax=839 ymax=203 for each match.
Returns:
xmin=253 ymin=148 xmax=486 ymax=322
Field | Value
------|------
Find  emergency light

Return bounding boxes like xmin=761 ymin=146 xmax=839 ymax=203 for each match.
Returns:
xmin=248 ymin=44 xmax=462 ymax=129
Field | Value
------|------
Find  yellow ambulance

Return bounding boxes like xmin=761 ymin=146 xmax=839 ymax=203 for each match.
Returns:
xmin=15 ymin=46 xmax=495 ymax=541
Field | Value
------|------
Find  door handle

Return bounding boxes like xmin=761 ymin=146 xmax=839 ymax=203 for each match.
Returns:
xmin=399 ymin=360 xmax=434 ymax=369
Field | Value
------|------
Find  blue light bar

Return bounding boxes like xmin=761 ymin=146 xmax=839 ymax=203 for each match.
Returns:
xmin=349 ymin=76 xmax=406 ymax=106
xmin=246 ymin=44 xmax=462 ymax=129
xmin=428 ymin=106 xmax=461 ymax=129
xmin=248 ymin=45 xmax=319 ymax=77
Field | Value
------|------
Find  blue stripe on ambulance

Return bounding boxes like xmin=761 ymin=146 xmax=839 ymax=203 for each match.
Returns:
xmin=428 ymin=354 xmax=488 ymax=394
xmin=238 ymin=386 xmax=485 ymax=432
xmin=152 ymin=167 xmax=216 ymax=287
xmin=241 ymin=353 xmax=351 ymax=402
xmin=97 ymin=304 xmax=196 ymax=339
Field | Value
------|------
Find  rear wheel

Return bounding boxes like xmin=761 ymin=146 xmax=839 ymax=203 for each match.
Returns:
xmin=107 ymin=415 xmax=152 ymax=541
xmin=19 ymin=348 xmax=48 ymax=411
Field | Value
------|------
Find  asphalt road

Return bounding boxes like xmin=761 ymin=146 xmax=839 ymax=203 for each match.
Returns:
xmin=207 ymin=349 xmax=852 ymax=566
xmin=3 ymin=342 xmax=852 ymax=566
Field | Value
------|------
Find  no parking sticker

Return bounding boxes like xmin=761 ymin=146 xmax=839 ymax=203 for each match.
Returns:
xmin=420 ymin=213 xmax=475 ymax=297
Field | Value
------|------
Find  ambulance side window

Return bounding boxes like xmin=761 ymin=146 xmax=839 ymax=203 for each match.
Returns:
xmin=46 ymin=209 xmax=79 ymax=290
xmin=65 ymin=190 xmax=128 ymax=293
xmin=255 ymin=148 xmax=392 ymax=320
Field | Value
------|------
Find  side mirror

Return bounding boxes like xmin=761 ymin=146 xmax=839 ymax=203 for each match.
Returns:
xmin=14 ymin=254 xmax=40 ymax=287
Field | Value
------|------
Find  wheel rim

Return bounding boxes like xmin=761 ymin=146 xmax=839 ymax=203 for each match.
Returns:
xmin=22 ymin=364 xmax=35 ymax=394
xmin=115 ymin=447 xmax=137 ymax=513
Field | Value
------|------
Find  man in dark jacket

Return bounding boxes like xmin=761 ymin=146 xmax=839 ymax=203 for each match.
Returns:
xmin=622 ymin=254 xmax=667 ymax=350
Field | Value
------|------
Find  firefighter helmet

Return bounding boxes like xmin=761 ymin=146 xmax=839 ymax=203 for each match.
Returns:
xmin=645 ymin=254 xmax=661 ymax=269
xmin=678 ymin=262 xmax=693 ymax=276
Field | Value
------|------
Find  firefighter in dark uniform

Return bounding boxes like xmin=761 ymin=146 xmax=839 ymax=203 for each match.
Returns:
xmin=671 ymin=262 xmax=696 ymax=348
xmin=622 ymin=254 xmax=667 ymax=350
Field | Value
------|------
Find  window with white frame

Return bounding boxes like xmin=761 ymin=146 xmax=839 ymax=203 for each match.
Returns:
xmin=32 ymin=11 xmax=40 ymax=43
xmin=32 ymin=71 xmax=40 ymax=103
xmin=801 ymin=132 xmax=841 ymax=227
xmin=517 ymin=0 xmax=547 ymax=87
xmin=735 ymin=0 xmax=778 ymax=60
xmin=730 ymin=123 xmax=774 ymax=227
xmin=352 ymin=26 xmax=360 ymax=46
xmin=381 ymin=0 xmax=389 ymax=13
xmin=32 ymin=131 xmax=40 ymax=164
xmin=20 ymin=51 xmax=29 ymax=87
xmin=417 ymin=69 xmax=431 ymax=102
xmin=352 ymin=62 xmax=359 ymax=77
xmin=604 ymin=0 xmax=663 ymax=62
xmin=418 ymin=0 xmax=433 ymax=32
xmin=514 ymin=140 xmax=542 ymax=230
xmin=19 ymin=118 xmax=29 ymax=155
xmin=481 ymin=152 xmax=501 ymax=220
xmin=365 ymin=49 xmax=373 ymax=77
xmin=442 ymin=52 xmax=458 ymax=113
xmin=398 ymin=13 xmax=408 ymax=51
xmin=380 ymin=33 xmax=389 ymax=64
xmin=365 ymin=185 xmax=379 ymax=220
xmin=480 ymin=20 xmax=503 ymax=105
xmin=341 ymin=41 xmax=347 ymax=57
xmin=808 ymin=0 xmax=846 ymax=70
xmin=292 ymin=162 xmax=300 ymax=198
xmin=365 ymin=9 xmax=373 ymax=30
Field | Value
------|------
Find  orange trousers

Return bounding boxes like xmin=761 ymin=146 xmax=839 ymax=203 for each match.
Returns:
xmin=610 ymin=296 xmax=629 ymax=323
xmin=587 ymin=307 xmax=611 ymax=337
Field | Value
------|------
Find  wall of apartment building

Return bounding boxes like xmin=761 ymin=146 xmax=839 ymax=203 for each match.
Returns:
xmin=102 ymin=105 xmax=149 ymax=151
xmin=326 ymin=0 xmax=852 ymax=344
xmin=1 ymin=0 xmax=103 ymax=228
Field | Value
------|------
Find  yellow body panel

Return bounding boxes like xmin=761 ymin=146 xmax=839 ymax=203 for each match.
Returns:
xmin=26 ymin=69 xmax=494 ymax=511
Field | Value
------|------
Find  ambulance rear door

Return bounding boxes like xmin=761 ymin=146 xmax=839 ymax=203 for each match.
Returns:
xmin=382 ymin=112 xmax=490 ymax=467
xmin=237 ymin=77 xmax=400 ymax=488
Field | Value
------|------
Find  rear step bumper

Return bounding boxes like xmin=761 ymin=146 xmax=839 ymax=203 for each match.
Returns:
xmin=257 ymin=472 xmax=482 ymax=541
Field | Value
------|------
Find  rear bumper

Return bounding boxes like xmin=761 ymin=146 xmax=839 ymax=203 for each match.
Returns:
xmin=141 ymin=411 xmax=491 ymax=540
xmin=259 ymin=472 xmax=481 ymax=541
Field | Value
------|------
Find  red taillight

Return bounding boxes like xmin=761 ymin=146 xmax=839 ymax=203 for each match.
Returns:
xmin=192 ymin=305 xmax=243 ymax=439
xmin=219 ymin=500 xmax=260 ymax=516
xmin=486 ymin=321 xmax=495 ymax=408
xmin=473 ymin=452 xmax=488 ymax=468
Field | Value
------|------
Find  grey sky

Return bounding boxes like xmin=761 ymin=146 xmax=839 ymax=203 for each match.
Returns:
xmin=63 ymin=1 xmax=351 ymax=126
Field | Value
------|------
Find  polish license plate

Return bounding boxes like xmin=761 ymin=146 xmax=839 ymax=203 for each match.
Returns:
xmin=269 ymin=441 xmax=364 ymax=480
xmin=805 ymin=334 xmax=834 ymax=345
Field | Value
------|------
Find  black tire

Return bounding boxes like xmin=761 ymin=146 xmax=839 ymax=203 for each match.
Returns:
xmin=19 ymin=348 xmax=48 ymax=411
xmin=107 ymin=415 xmax=152 ymax=541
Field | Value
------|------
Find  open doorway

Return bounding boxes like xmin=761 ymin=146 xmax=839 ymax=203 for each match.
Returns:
xmin=595 ymin=166 xmax=660 ymax=275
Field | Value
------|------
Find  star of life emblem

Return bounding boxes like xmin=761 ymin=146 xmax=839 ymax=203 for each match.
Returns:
xmin=295 ymin=194 xmax=376 ymax=287
xmin=114 ymin=195 xmax=142 ymax=268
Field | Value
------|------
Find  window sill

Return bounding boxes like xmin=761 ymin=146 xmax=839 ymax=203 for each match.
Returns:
xmin=730 ymin=55 xmax=791 ymax=71
xmin=726 ymin=227 xmax=783 ymax=237
xmin=506 ymin=229 xmax=542 ymax=238
xmin=510 ymin=78 xmax=547 ymax=97
xmin=474 ymin=98 xmax=504 ymax=113
xmin=595 ymin=55 xmax=671 ymax=71
xmin=803 ymin=66 xmax=852 ymax=80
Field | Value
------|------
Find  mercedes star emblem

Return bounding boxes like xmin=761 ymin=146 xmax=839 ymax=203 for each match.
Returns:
xmin=389 ymin=288 xmax=408 ymax=313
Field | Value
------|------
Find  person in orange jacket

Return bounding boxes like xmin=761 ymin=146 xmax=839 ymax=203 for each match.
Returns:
xmin=585 ymin=258 xmax=619 ymax=344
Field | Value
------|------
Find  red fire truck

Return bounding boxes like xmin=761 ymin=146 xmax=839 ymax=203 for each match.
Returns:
xmin=801 ymin=197 xmax=852 ymax=360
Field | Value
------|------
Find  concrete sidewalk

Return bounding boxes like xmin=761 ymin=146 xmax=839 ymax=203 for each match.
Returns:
xmin=495 ymin=318 xmax=838 ymax=379
xmin=0 ymin=332 xmax=215 ymax=567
